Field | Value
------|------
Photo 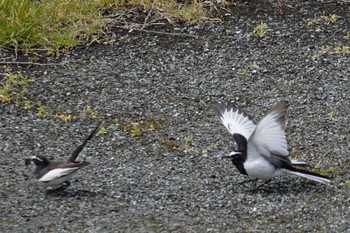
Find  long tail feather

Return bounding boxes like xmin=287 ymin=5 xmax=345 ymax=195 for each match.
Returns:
xmin=68 ymin=122 xmax=103 ymax=162
xmin=291 ymin=160 xmax=309 ymax=167
xmin=282 ymin=168 xmax=330 ymax=185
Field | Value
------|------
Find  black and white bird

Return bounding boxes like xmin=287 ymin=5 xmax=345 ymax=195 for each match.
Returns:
xmin=23 ymin=123 xmax=102 ymax=189
xmin=213 ymin=100 xmax=330 ymax=185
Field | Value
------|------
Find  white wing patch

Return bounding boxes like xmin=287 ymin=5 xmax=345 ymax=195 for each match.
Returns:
xmin=39 ymin=167 xmax=79 ymax=182
xmin=215 ymin=103 xmax=256 ymax=139
xmin=249 ymin=101 xmax=289 ymax=157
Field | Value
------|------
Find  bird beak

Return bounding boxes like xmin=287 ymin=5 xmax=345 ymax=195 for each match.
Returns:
xmin=22 ymin=157 xmax=33 ymax=166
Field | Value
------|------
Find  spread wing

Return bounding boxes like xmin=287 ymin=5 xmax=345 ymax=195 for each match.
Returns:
xmin=249 ymin=100 xmax=289 ymax=157
xmin=213 ymin=102 xmax=256 ymax=139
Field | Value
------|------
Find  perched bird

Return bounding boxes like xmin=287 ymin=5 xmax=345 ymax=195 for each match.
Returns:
xmin=23 ymin=122 xmax=102 ymax=189
xmin=213 ymin=100 xmax=330 ymax=185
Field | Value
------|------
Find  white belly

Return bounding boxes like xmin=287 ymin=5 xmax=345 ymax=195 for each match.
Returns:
xmin=244 ymin=157 xmax=282 ymax=179
xmin=39 ymin=171 xmax=77 ymax=187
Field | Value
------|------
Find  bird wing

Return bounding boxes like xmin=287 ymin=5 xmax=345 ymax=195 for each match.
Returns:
xmin=68 ymin=122 xmax=103 ymax=162
xmin=213 ymin=102 xmax=256 ymax=139
xmin=38 ymin=162 xmax=89 ymax=182
xmin=249 ymin=100 xmax=289 ymax=157
xmin=38 ymin=167 xmax=80 ymax=182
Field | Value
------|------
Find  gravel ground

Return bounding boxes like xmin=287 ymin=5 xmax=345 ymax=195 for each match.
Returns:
xmin=1 ymin=1 xmax=349 ymax=232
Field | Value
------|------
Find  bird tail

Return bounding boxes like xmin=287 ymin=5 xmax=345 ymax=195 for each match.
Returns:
xmin=68 ymin=122 xmax=104 ymax=162
xmin=291 ymin=160 xmax=309 ymax=167
xmin=282 ymin=167 xmax=331 ymax=185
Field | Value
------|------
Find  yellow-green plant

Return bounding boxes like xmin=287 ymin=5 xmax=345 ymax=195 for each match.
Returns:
xmin=131 ymin=123 xmax=140 ymax=137
xmin=85 ymin=106 xmax=99 ymax=119
xmin=0 ymin=72 xmax=32 ymax=105
xmin=53 ymin=113 xmax=73 ymax=122
xmin=332 ymin=43 xmax=349 ymax=56
xmin=37 ymin=106 xmax=47 ymax=118
xmin=344 ymin=32 xmax=350 ymax=40
xmin=308 ymin=14 xmax=337 ymax=27
xmin=311 ymin=160 xmax=335 ymax=175
xmin=98 ymin=127 xmax=107 ymax=135
xmin=251 ymin=21 xmax=268 ymax=38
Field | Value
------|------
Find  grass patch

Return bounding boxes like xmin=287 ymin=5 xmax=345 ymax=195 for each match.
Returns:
xmin=0 ymin=0 xmax=120 ymax=55
xmin=0 ymin=0 xmax=224 ymax=56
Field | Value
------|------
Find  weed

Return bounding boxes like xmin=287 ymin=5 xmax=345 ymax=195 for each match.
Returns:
xmin=313 ymin=43 xmax=349 ymax=59
xmin=327 ymin=110 xmax=336 ymax=120
xmin=131 ymin=123 xmax=140 ymax=137
xmin=241 ymin=69 xmax=248 ymax=76
xmin=311 ymin=160 xmax=335 ymax=175
xmin=308 ymin=14 xmax=337 ymax=27
xmin=85 ymin=106 xmax=99 ymax=119
xmin=313 ymin=46 xmax=327 ymax=59
xmin=307 ymin=19 xmax=319 ymax=27
xmin=249 ymin=62 xmax=259 ymax=70
xmin=332 ymin=43 xmax=349 ymax=56
xmin=320 ymin=14 xmax=337 ymax=25
xmin=54 ymin=113 xmax=73 ymax=122
xmin=0 ymin=72 xmax=32 ymax=105
xmin=251 ymin=21 xmax=268 ymax=38
xmin=24 ymin=100 xmax=32 ymax=110
xmin=98 ymin=127 xmax=107 ymax=135
xmin=37 ymin=106 xmax=47 ymax=118
xmin=344 ymin=32 xmax=350 ymax=40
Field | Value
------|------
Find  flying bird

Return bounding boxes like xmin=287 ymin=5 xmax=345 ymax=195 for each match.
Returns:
xmin=23 ymin=122 xmax=102 ymax=190
xmin=213 ymin=100 xmax=330 ymax=185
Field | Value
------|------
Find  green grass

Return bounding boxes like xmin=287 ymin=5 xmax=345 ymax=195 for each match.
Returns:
xmin=0 ymin=0 xmax=121 ymax=55
xmin=0 ymin=0 xmax=217 ymax=56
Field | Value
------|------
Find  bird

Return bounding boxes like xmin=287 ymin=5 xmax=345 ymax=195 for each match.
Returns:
xmin=213 ymin=100 xmax=330 ymax=186
xmin=22 ymin=122 xmax=102 ymax=190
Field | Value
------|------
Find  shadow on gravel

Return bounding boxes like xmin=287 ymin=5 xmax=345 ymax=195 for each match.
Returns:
xmin=45 ymin=189 xmax=99 ymax=197
xmin=235 ymin=178 xmax=330 ymax=195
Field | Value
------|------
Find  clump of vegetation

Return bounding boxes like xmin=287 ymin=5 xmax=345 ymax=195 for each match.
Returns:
xmin=84 ymin=106 xmax=99 ymax=119
xmin=250 ymin=21 xmax=268 ymax=38
xmin=37 ymin=106 xmax=48 ymax=118
xmin=98 ymin=127 xmax=107 ymax=135
xmin=241 ymin=69 xmax=248 ymax=76
xmin=133 ymin=0 xmax=208 ymax=22
xmin=0 ymin=0 xmax=121 ymax=56
xmin=313 ymin=43 xmax=349 ymax=59
xmin=311 ymin=160 xmax=334 ymax=176
xmin=0 ymin=71 xmax=32 ymax=105
xmin=53 ymin=113 xmax=74 ymax=122
xmin=332 ymin=43 xmax=349 ymax=56
xmin=344 ymin=32 xmax=350 ymax=40
xmin=308 ymin=14 xmax=337 ymax=27
xmin=0 ymin=0 xmax=223 ymax=56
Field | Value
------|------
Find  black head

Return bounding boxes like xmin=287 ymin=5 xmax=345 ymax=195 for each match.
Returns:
xmin=222 ymin=151 xmax=248 ymax=176
xmin=30 ymin=155 xmax=50 ymax=167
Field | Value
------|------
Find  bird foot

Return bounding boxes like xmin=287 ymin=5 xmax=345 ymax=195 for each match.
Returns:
xmin=45 ymin=181 xmax=71 ymax=194
xmin=249 ymin=179 xmax=272 ymax=191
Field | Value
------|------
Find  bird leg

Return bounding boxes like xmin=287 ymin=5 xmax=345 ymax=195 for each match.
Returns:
xmin=234 ymin=178 xmax=258 ymax=186
xmin=45 ymin=181 xmax=71 ymax=194
xmin=250 ymin=179 xmax=272 ymax=191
